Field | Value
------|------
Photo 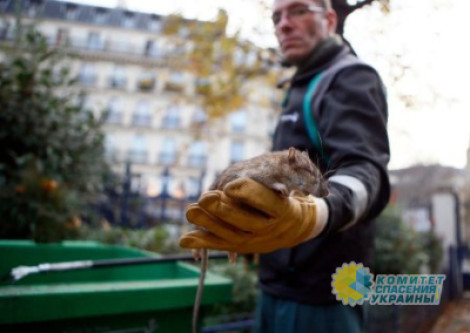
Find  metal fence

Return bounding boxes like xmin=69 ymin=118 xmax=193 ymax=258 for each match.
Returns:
xmin=95 ymin=164 xmax=204 ymax=229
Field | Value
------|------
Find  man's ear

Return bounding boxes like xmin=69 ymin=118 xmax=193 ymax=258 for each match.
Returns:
xmin=325 ymin=9 xmax=337 ymax=35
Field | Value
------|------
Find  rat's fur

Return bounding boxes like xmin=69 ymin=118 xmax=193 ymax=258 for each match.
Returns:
xmin=210 ymin=147 xmax=328 ymax=197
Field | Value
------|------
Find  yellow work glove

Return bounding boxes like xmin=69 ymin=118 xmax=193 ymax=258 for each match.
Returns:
xmin=179 ymin=178 xmax=329 ymax=254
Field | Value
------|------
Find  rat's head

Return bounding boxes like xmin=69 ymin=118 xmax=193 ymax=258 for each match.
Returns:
xmin=286 ymin=147 xmax=329 ymax=197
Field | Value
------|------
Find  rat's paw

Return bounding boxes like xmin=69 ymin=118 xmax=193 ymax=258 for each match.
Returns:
xmin=271 ymin=182 xmax=289 ymax=197
xmin=192 ymin=249 xmax=202 ymax=261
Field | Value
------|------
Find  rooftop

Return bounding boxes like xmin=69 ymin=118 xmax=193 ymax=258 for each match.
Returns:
xmin=0 ymin=0 xmax=182 ymax=32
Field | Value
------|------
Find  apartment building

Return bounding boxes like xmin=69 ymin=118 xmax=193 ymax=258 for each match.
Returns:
xmin=0 ymin=0 xmax=283 ymax=200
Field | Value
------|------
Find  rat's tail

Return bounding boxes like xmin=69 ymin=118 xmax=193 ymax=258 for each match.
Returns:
xmin=192 ymin=248 xmax=208 ymax=333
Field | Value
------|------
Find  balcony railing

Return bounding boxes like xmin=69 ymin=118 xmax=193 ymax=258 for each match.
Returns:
xmin=0 ymin=34 xmax=176 ymax=61
xmin=65 ymin=37 xmax=175 ymax=60
xmin=131 ymin=115 xmax=153 ymax=127
xmin=158 ymin=152 xmax=176 ymax=165
xmin=1 ymin=34 xmax=199 ymax=68
xmin=127 ymin=150 xmax=148 ymax=164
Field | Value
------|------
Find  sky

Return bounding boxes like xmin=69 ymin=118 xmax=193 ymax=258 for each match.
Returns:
xmin=346 ymin=0 xmax=470 ymax=170
xmin=60 ymin=0 xmax=470 ymax=170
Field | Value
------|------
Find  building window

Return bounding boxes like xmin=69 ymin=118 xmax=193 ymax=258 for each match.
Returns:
xmin=162 ymin=105 xmax=180 ymax=129
xmin=165 ymin=72 xmax=184 ymax=92
xmin=159 ymin=138 xmax=177 ymax=165
xmin=87 ymin=32 xmax=102 ymax=51
xmin=0 ymin=20 xmax=10 ymax=40
xmin=0 ymin=0 xmax=9 ymax=12
xmin=132 ymin=100 xmax=152 ymax=127
xmin=149 ymin=16 xmax=162 ymax=32
xmin=128 ymin=135 xmax=148 ymax=164
xmin=55 ymin=28 xmax=69 ymax=46
xmin=104 ymin=134 xmax=121 ymax=162
xmin=192 ymin=107 xmax=207 ymax=125
xmin=137 ymin=72 xmax=156 ymax=92
xmin=66 ymin=4 xmax=79 ymax=20
xmin=78 ymin=62 xmax=96 ymax=86
xmin=186 ymin=177 xmax=201 ymax=199
xmin=187 ymin=141 xmax=207 ymax=168
xmin=123 ymin=12 xmax=135 ymax=29
xmin=109 ymin=65 xmax=127 ymax=89
xmin=144 ymin=40 xmax=161 ymax=58
xmin=105 ymin=98 xmax=122 ymax=125
xmin=110 ymin=37 xmax=131 ymax=54
xmin=230 ymin=110 xmax=247 ymax=133
xmin=195 ymin=77 xmax=210 ymax=95
xmin=78 ymin=94 xmax=93 ymax=112
xmin=27 ymin=0 xmax=44 ymax=17
xmin=95 ymin=8 xmax=108 ymax=25
xmin=160 ymin=40 xmax=174 ymax=56
xmin=230 ymin=141 xmax=244 ymax=164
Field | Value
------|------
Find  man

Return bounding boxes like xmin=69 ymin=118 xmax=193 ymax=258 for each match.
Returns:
xmin=180 ymin=0 xmax=390 ymax=331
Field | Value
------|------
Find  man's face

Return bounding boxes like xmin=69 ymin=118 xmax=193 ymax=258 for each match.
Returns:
xmin=272 ymin=0 xmax=337 ymax=66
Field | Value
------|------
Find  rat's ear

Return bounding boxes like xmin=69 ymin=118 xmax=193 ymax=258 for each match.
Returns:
xmin=288 ymin=147 xmax=296 ymax=164
xmin=302 ymin=150 xmax=309 ymax=158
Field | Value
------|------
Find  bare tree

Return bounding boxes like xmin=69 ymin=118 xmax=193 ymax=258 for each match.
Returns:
xmin=333 ymin=0 xmax=390 ymax=36
xmin=332 ymin=0 xmax=390 ymax=53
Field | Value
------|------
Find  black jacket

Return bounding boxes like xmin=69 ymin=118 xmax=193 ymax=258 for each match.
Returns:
xmin=259 ymin=39 xmax=391 ymax=305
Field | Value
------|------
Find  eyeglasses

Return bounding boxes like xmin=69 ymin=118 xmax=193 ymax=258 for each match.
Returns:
xmin=272 ymin=4 xmax=325 ymax=26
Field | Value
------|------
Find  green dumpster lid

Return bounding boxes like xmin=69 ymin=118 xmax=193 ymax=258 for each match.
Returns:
xmin=0 ymin=240 xmax=232 ymax=325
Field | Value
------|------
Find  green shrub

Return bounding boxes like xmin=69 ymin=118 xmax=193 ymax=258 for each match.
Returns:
xmin=373 ymin=206 xmax=443 ymax=274
xmin=0 ymin=25 xmax=107 ymax=241
xmin=80 ymin=225 xmax=180 ymax=254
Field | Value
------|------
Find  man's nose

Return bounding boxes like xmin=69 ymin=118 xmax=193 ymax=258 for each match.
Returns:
xmin=276 ymin=12 xmax=294 ymax=31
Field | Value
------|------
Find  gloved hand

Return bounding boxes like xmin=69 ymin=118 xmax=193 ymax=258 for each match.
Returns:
xmin=179 ymin=178 xmax=329 ymax=254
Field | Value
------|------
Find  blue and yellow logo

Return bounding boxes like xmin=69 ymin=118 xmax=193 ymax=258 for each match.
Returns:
xmin=331 ymin=262 xmax=373 ymax=306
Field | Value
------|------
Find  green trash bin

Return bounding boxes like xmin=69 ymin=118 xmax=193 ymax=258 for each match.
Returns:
xmin=0 ymin=240 xmax=232 ymax=332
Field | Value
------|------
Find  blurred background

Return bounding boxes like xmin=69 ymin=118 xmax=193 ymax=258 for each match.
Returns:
xmin=1 ymin=0 xmax=469 ymax=332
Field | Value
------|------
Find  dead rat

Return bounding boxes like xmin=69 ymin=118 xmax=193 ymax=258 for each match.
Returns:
xmin=190 ymin=147 xmax=328 ymax=333
xmin=210 ymin=146 xmax=328 ymax=197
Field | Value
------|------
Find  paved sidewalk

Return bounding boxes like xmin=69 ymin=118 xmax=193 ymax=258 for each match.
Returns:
xmin=430 ymin=298 xmax=470 ymax=332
